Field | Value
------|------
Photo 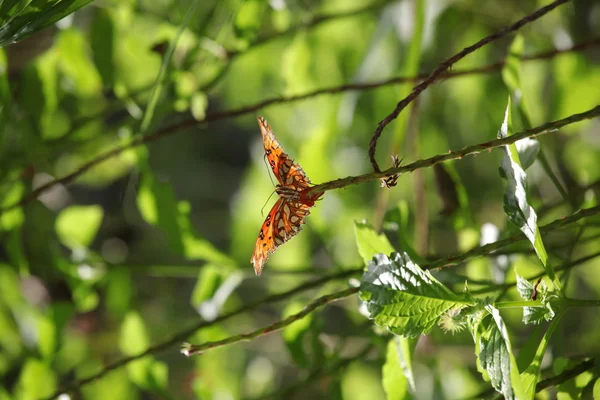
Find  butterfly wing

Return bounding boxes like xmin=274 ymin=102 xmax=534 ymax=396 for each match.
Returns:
xmin=257 ymin=116 xmax=312 ymax=190
xmin=250 ymin=198 xmax=314 ymax=275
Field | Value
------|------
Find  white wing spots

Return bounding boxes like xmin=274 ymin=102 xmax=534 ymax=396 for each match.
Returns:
xmin=283 ymin=203 xmax=291 ymax=217
xmin=290 ymin=215 xmax=299 ymax=223
xmin=278 ymin=218 xmax=285 ymax=229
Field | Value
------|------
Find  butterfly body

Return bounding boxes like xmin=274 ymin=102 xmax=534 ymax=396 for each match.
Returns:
xmin=251 ymin=116 xmax=323 ymax=275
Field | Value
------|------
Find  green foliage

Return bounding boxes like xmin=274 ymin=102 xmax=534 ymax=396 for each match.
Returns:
xmin=473 ymin=305 xmax=526 ymax=400
xmin=498 ymin=98 xmax=548 ymax=269
xmin=1 ymin=1 xmax=600 ymax=399
xmin=0 ymin=0 xmax=94 ymax=47
xmin=360 ymin=252 xmax=474 ymax=337
xmin=55 ymin=205 xmax=103 ymax=248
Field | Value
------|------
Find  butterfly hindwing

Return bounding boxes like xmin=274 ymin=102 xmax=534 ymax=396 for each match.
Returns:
xmin=250 ymin=198 xmax=313 ymax=275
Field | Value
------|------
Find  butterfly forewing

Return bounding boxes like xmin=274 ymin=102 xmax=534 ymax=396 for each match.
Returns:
xmin=257 ymin=116 xmax=312 ymax=190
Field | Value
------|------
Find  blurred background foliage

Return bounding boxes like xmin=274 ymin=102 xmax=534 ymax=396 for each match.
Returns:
xmin=1 ymin=0 xmax=600 ymax=399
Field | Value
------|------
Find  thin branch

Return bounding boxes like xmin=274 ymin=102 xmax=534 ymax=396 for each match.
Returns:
xmin=469 ymin=250 xmax=600 ymax=295
xmin=226 ymin=0 xmax=394 ymax=58
xmin=4 ymin=100 xmax=598 ymax=215
xmin=367 ymin=0 xmax=571 ymax=172
xmin=1 ymin=39 xmax=598 ymax=214
xmin=181 ymin=287 xmax=358 ymax=356
xmin=306 ymin=105 xmax=600 ymax=196
xmin=425 ymin=205 xmax=600 ymax=270
xmin=45 ymin=205 xmax=597 ymax=398
xmin=478 ymin=358 xmax=597 ymax=399
xmin=535 ymin=358 xmax=596 ymax=392
xmin=45 ymin=269 xmax=357 ymax=400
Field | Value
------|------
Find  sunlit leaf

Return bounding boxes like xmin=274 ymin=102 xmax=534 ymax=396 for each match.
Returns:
xmin=519 ymin=310 xmax=565 ymax=399
xmin=15 ymin=358 xmax=57 ymax=399
xmin=55 ymin=205 xmax=104 ymax=248
xmin=382 ymin=336 xmax=414 ymax=399
xmin=515 ymin=274 xmax=556 ymax=324
xmin=498 ymin=97 xmax=548 ymax=268
xmin=0 ymin=0 xmax=95 ymax=47
xmin=360 ymin=252 xmax=474 ymax=337
xmin=475 ymin=305 xmax=526 ymax=400
xmin=354 ymin=221 xmax=395 ymax=265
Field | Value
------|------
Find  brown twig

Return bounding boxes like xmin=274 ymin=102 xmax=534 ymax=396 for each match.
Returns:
xmin=43 ymin=204 xmax=597 ymax=398
xmin=44 ymin=269 xmax=357 ymax=400
xmin=2 ymin=37 xmax=599 ymax=214
xmin=181 ymin=287 xmax=358 ymax=356
xmin=226 ymin=0 xmax=394 ymax=58
xmin=367 ymin=0 xmax=571 ymax=172
xmin=305 ymin=105 xmax=600 ymax=196
xmin=425 ymin=205 xmax=600 ymax=270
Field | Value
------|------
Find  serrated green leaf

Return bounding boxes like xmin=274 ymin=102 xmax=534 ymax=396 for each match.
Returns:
xmin=498 ymin=98 xmax=548 ymax=268
xmin=360 ymin=252 xmax=474 ymax=337
xmin=55 ymin=205 xmax=104 ymax=248
xmin=478 ymin=305 xmax=526 ymax=400
xmin=0 ymin=0 xmax=95 ymax=47
xmin=515 ymin=274 xmax=555 ymax=325
xmin=354 ymin=222 xmax=395 ymax=265
xmin=382 ymin=337 xmax=414 ymax=400
xmin=282 ymin=301 xmax=313 ymax=368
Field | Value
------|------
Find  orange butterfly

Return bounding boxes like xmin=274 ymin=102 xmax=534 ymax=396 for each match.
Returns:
xmin=251 ymin=116 xmax=324 ymax=275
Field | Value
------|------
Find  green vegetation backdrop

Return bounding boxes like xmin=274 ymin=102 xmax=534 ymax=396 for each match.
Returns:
xmin=1 ymin=0 xmax=600 ymax=399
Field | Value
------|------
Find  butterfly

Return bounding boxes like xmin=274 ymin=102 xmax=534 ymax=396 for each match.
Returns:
xmin=251 ymin=116 xmax=324 ymax=275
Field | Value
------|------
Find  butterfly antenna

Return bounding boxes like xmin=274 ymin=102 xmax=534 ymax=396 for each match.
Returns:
xmin=260 ymin=190 xmax=277 ymax=217
xmin=263 ymin=154 xmax=277 ymax=187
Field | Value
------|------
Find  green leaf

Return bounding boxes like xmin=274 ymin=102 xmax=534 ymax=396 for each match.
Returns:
xmin=498 ymin=98 xmax=548 ymax=268
xmin=382 ymin=337 xmax=415 ymax=400
xmin=120 ymin=311 xmax=150 ymax=355
xmin=234 ymin=0 xmax=266 ymax=41
xmin=354 ymin=222 xmax=395 ymax=265
xmin=140 ymin=0 xmax=202 ymax=132
xmin=0 ymin=181 xmax=25 ymax=230
xmin=191 ymin=264 xmax=224 ymax=308
xmin=0 ymin=0 xmax=95 ymax=47
xmin=359 ymin=252 xmax=474 ymax=337
xmin=137 ymin=171 xmax=234 ymax=266
xmin=55 ymin=205 xmax=104 ymax=248
xmin=477 ymin=305 xmax=526 ymax=400
xmin=90 ymin=8 xmax=116 ymax=87
xmin=519 ymin=310 xmax=565 ymax=399
xmin=106 ymin=268 xmax=132 ymax=318
xmin=190 ymin=91 xmax=208 ymax=121
xmin=282 ymin=301 xmax=313 ymax=368
xmin=515 ymin=274 xmax=555 ymax=324
xmin=15 ymin=358 xmax=57 ymax=399
xmin=57 ymin=28 xmax=102 ymax=96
